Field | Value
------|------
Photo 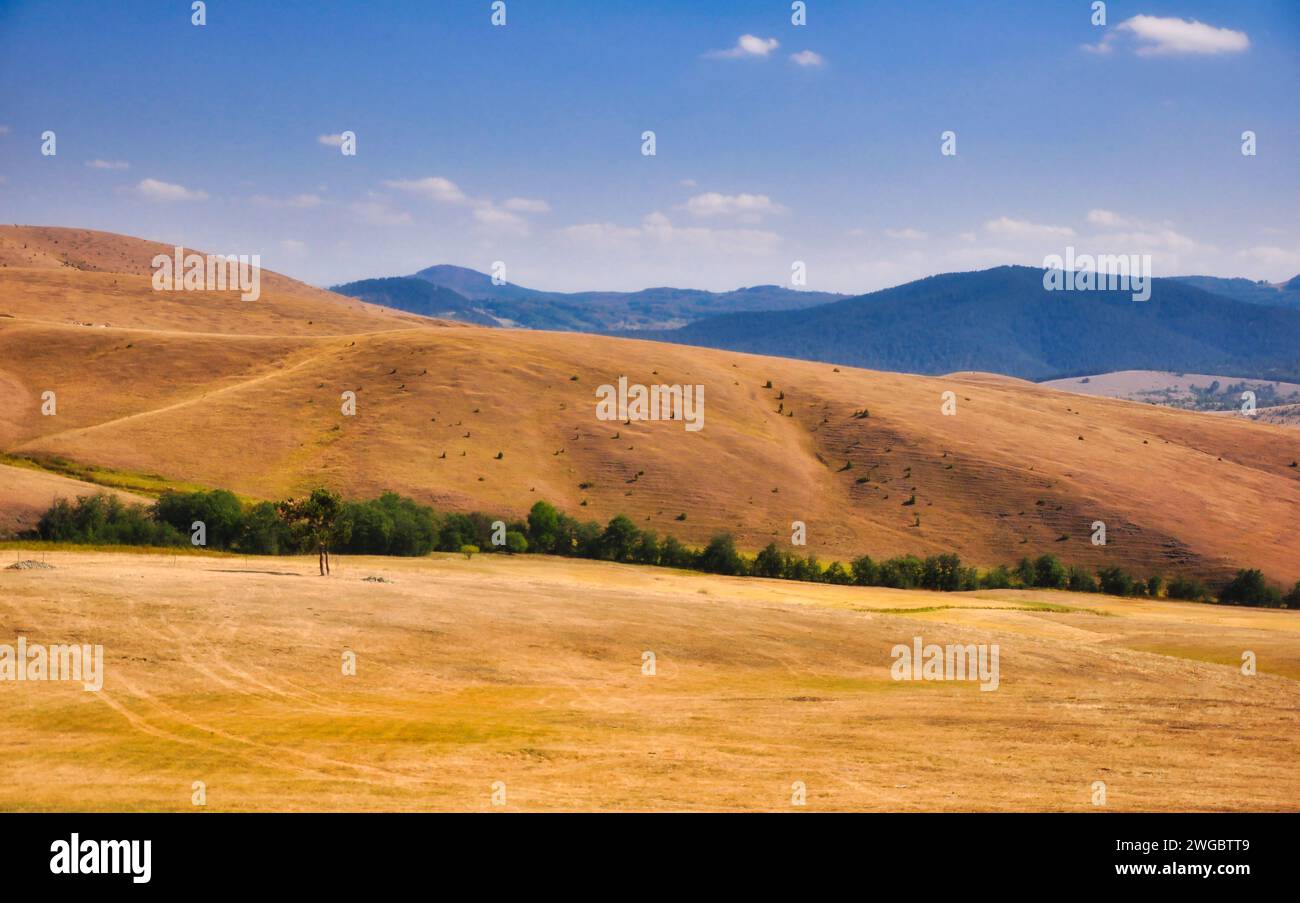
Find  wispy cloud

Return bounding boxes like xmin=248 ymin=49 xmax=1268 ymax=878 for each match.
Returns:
xmin=706 ymin=34 xmax=779 ymax=59
xmin=86 ymin=159 xmax=130 ymax=171
xmin=252 ymin=192 xmax=325 ymax=209
xmin=884 ymin=227 xmax=928 ymax=241
xmin=562 ymin=211 xmax=780 ymax=255
xmin=350 ymin=194 xmax=412 ymax=226
xmin=384 ymin=176 xmax=470 ymax=205
xmin=790 ymin=50 xmax=825 ymax=68
xmin=984 ymin=216 xmax=1075 ymax=239
xmin=383 ymin=175 xmax=548 ymax=234
xmin=501 ymin=197 xmax=550 ymax=214
xmin=136 ymin=178 xmax=208 ymax=202
xmin=1085 ymin=209 xmax=1135 ymax=229
xmin=683 ymin=192 xmax=786 ymax=223
xmin=317 ymin=133 xmax=349 ymax=147
xmin=1085 ymin=15 xmax=1249 ymax=56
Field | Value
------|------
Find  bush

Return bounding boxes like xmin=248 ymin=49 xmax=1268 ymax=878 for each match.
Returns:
xmin=1014 ymin=557 xmax=1037 ymax=588
xmin=698 ymin=534 xmax=744 ymax=575
xmin=460 ymin=544 xmax=478 ymax=559
xmin=1146 ymin=575 xmax=1163 ymax=598
xmin=850 ymin=554 xmax=878 ymax=586
xmin=632 ymin=531 xmax=660 ymax=566
xmin=1284 ymin=582 xmax=1300 ymax=610
xmin=754 ymin=543 xmax=787 ymax=579
xmin=1066 ymin=565 xmax=1097 ymax=593
xmin=980 ymin=565 xmax=1013 ymax=589
xmin=785 ymin=553 xmax=821 ymax=582
xmin=238 ymin=501 xmax=295 ymax=554
xmin=1033 ymin=554 xmax=1067 ymax=590
xmin=504 ymin=531 xmax=528 ymax=554
xmin=921 ymin=553 xmax=963 ymax=591
xmin=527 ymin=501 xmax=560 ymax=553
xmin=1167 ymin=574 xmax=1208 ymax=601
xmin=878 ymin=555 xmax=923 ymax=589
xmin=824 ymin=561 xmax=852 ymax=585
xmin=1097 ymin=566 xmax=1134 ymax=597
xmin=600 ymin=515 xmax=640 ymax=562
xmin=659 ymin=535 xmax=695 ymax=569
xmin=155 ymin=489 xmax=244 ymax=548
xmin=38 ymin=493 xmax=184 ymax=546
xmin=1218 ymin=569 xmax=1282 ymax=608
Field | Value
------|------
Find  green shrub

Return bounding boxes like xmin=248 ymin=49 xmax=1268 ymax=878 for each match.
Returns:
xmin=1033 ymin=554 xmax=1067 ymax=590
xmin=1097 ymin=566 xmax=1134 ymax=597
xmin=1218 ymin=569 xmax=1282 ymax=607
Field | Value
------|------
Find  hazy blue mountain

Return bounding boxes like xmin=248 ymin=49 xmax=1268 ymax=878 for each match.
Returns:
xmin=630 ymin=266 xmax=1300 ymax=382
xmin=1170 ymin=275 xmax=1300 ymax=309
xmin=329 ymin=277 xmax=500 ymax=326
xmin=330 ymin=266 xmax=847 ymax=332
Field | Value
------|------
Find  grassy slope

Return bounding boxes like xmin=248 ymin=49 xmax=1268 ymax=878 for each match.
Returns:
xmin=0 ymin=551 xmax=1295 ymax=811
xmin=1 ymin=226 xmax=1298 ymax=588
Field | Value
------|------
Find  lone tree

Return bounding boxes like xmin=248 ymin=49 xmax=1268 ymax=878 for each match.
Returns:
xmin=276 ymin=488 xmax=350 ymax=575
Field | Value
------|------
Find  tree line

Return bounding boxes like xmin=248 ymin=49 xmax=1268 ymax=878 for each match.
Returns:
xmin=29 ymin=488 xmax=1300 ymax=608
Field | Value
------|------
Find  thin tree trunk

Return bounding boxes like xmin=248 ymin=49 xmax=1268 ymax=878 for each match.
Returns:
xmin=319 ymin=546 xmax=325 ymax=576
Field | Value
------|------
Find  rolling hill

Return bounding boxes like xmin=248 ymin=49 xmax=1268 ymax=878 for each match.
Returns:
xmin=635 ymin=266 xmax=1300 ymax=382
xmin=2 ymin=227 xmax=1298 ymax=589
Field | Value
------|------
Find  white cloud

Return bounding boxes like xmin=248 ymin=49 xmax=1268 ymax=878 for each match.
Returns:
xmin=86 ymin=159 xmax=129 ymax=171
xmin=1083 ymin=212 xmax=1203 ymax=255
xmin=790 ymin=50 xmax=825 ymax=68
xmin=683 ymin=191 xmax=786 ymax=222
xmin=136 ymin=178 xmax=208 ymax=202
xmin=350 ymin=195 xmax=412 ymax=226
xmin=383 ymin=176 xmax=470 ymax=205
xmin=1096 ymin=228 xmax=1200 ymax=254
xmin=706 ymin=34 xmax=779 ymax=59
xmin=679 ymin=178 xmax=697 ymax=189
xmin=884 ymin=227 xmax=928 ymax=241
xmin=1085 ymin=209 xmax=1139 ymax=228
xmin=473 ymin=205 xmax=530 ymax=235
xmin=252 ymin=193 xmax=325 ymax=209
xmin=562 ymin=211 xmax=780 ymax=255
xmin=317 ymin=133 xmax=348 ymax=147
xmin=1087 ymin=15 xmax=1249 ymax=56
xmin=1236 ymin=246 xmax=1300 ymax=270
xmin=377 ymin=176 xmax=549 ymax=235
xmin=501 ymin=197 xmax=550 ymax=214
xmin=983 ymin=216 xmax=1075 ymax=239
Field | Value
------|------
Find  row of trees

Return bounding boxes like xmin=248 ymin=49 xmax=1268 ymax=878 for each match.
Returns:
xmin=31 ymin=490 xmax=1300 ymax=607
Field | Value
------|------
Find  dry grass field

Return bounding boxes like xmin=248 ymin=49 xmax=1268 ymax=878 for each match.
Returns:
xmin=2 ymin=226 xmax=1298 ymax=813
xmin=2 ymin=227 xmax=1297 ymax=587
xmin=1 ymin=549 xmax=1297 ymax=812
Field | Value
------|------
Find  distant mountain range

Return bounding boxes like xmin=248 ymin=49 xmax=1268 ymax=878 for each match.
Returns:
xmin=332 ymin=264 xmax=1300 ymax=382
xmin=634 ymin=266 xmax=1300 ymax=382
xmin=1168 ymin=274 xmax=1300 ymax=309
xmin=332 ymin=265 xmax=842 ymax=331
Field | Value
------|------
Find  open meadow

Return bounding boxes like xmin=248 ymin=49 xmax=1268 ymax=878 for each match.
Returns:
xmin=1 ymin=549 xmax=1296 ymax=812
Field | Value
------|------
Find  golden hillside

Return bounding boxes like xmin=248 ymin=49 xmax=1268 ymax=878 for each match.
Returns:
xmin=1 ymin=226 xmax=1297 ymax=585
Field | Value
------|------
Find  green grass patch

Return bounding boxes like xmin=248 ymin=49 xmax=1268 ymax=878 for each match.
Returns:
xmin=868 ymin=601 xmax=1099 ymax=616
xmin=0 ymin=453 xmax=227 ymax=499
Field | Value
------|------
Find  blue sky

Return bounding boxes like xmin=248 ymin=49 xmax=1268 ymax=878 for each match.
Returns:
xmin=1 ymin=0 xmax=1297 ymax=292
